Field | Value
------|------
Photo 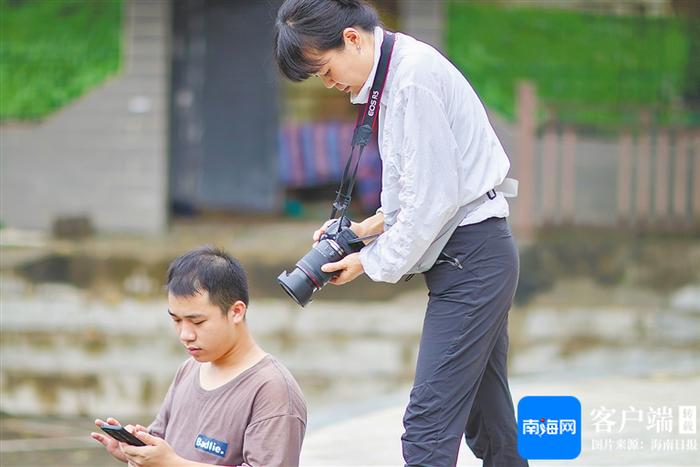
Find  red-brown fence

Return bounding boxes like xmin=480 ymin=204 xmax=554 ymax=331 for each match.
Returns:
xmin=509 ymin=82 xmax=700 ymax=234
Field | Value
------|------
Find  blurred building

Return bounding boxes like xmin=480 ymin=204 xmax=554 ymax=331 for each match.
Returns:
xmin=1 ymin=0 xmax=696 ymax=234
xmin=0 ymin=0 xmax=444 ymax=234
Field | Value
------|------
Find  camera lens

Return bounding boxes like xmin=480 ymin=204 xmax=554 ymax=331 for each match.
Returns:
xmin=277 ymin=238 xmax=345 ymax=307
xmin=277 ymin=268 xmax=315 ymax=307
xmin=278 ymin=219 xmax=363 ymax=307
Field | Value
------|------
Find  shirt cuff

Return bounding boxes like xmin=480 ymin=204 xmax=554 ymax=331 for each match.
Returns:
xmin=359 ymin=243 xmax=404 ymax=284
xmin=359 ymin=244 xmax=383 ymax=282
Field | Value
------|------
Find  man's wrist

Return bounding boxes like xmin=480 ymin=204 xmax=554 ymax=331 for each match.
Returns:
xmin=362 ymin=213 xmax=384 ymax=237
xmin=351 ymin=220 xmax=366 ymax=238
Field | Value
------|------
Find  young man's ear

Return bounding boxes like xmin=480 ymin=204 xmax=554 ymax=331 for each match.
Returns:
xmin=228 ymin=300 xmax=247 ymax=323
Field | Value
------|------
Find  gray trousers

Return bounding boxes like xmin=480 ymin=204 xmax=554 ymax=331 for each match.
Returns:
xmin=402 ymin=217 xmax=528 ymax=467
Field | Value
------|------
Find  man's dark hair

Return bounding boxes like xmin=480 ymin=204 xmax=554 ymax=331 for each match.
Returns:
xmin=274 ymin=0 xmax=381 ymax=82
xmin=166 ymin=246 xmax=249 ymax=314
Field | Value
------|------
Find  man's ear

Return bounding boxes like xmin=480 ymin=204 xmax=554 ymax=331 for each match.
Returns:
xmin=228 ymin=300 xmax=247 ymax=323
xmin=342 ymin=27 xmax=361 ymax=48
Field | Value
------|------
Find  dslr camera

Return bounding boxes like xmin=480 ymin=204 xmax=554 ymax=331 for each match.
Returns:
xmin=278 ymin=217 xmax=363 ymax=307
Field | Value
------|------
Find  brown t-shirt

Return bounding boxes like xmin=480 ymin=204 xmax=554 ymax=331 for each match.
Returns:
xmin=149 ymin=355 xmax=307 ymax=467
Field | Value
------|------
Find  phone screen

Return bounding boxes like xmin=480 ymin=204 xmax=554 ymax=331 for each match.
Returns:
xmin=100 ymin=424 xmax=146 ymax=446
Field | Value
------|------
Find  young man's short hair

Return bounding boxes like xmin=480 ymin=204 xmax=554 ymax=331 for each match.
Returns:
xmin=166 ymin=246 xmax=249 ymax=314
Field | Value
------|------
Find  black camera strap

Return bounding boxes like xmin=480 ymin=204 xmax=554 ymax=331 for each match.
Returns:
xmin=330 ymin=31 xmax=396 ymax=221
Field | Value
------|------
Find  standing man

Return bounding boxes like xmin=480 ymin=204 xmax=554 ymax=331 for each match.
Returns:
xmin=91 ymin=246 xmax=307 ymax=467
xmin=274 ymin=1 xmax=527 ymax=466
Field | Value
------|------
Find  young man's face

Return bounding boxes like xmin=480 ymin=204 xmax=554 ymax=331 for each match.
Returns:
xmin=167 ymin=291 xmax=244 ymax=362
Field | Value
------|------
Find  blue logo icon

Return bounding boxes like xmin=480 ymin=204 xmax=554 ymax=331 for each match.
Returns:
xmin=517 ymin=395 xmax=581 ymax=460
xmin=194 ymin=434 xmax=228 ymax=458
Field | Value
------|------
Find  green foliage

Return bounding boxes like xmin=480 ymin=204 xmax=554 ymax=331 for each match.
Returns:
xmin=446 ymin=2 xmax=692 ymax=128
xmin=0 ymin=0 xmax=123 ymax=120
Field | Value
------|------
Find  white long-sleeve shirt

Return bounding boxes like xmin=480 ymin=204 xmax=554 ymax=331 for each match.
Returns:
xmin=353 ymin=28 xmax=512 ymax=283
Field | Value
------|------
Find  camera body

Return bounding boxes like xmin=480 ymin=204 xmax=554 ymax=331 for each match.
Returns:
xmin=277 ymin=217 xmax=363 ymax=307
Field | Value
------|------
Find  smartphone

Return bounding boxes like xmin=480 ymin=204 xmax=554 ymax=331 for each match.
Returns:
xmin=99 ymin=424 xmax=146 ymax=446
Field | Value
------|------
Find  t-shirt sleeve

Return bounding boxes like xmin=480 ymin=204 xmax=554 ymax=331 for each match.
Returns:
xmin=147 ymin=391 xmax=171 ymax=439
xmin=148 ymin=359 xmax=192 ymax=439
xmin=240 ymin=414 xmax=306 ymax=467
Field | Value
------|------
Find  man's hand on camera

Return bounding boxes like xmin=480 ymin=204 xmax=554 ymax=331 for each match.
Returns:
xmin=322 ymin=252 xmax=364 ymax=285
xmin=312 ymin=219 xmax=363 ymax=246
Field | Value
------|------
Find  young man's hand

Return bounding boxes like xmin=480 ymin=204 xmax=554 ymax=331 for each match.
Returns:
xmin=91 ymin=417 xmax=147 ymax=463
xmin=120 ymin=431 xmax=183 ymax=467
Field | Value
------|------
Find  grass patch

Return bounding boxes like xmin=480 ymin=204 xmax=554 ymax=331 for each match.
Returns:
xmin=446 ymin=2 xmax=693 ymax=129
xmin=0 ymin=0 xmax=123 ymax=121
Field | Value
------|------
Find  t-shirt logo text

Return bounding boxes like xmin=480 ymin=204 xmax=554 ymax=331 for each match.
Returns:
xmin=194 ymin=434 xmax=228 ymax=458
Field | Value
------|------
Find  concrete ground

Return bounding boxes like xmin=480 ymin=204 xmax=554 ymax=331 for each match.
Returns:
xmin=2 ymin=373 xmax=697 ymax=466
xmin=1 ymin=222 xmax=698 ymax=466
xmin=301 ymin=374 xmax=700 ymax=467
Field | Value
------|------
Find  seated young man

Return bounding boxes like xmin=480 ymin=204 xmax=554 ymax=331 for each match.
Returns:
xmin=91 ymin=246 xmax=307 ymax=467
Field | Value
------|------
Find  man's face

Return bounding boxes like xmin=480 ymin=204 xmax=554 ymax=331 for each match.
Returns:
xmin=313 ymin=48 xmax=367 ymax=95
xmin=310 ymin=27 xmax=374 ymax=96
xmin=167 ymin=291 xmax=243 ymax=362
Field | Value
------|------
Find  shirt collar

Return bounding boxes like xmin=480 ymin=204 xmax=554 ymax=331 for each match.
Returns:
xmin=350 ymin=26 xmax=384 ymax=104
